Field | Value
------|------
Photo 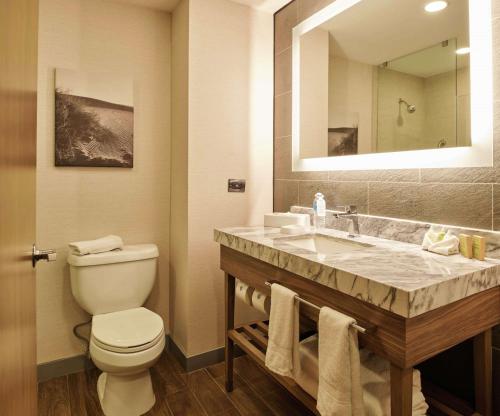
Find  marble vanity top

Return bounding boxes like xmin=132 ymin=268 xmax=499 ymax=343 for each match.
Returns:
xmin=214 ymin=226 xmax=500 ymax=318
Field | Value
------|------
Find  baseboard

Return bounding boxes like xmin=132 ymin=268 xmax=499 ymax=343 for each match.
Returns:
xmin=37 ymin=354 xmax=95 ymax=383
xmin=166 ymin=337 xmax=243 ymax=372
xmin=38 ymin=335 xmax=241 ymax=382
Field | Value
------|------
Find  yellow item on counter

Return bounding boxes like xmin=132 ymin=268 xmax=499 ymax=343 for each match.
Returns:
xmin=459 ymin=234 xmax=473 ymax=259
xmin=472 ymin=235 xmax=486 ymax=261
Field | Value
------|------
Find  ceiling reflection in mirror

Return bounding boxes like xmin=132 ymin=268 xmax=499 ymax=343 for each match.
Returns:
xmin=298 ymin=0 xmax=470 ymax=159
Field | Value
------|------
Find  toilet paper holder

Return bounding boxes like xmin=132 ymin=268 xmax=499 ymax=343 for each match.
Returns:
xmin=265 ymin=281 xmax=375 ymax=334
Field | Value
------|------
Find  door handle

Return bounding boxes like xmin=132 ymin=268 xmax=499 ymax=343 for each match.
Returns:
xmin=32 ymin=244 xmax=57 ymax=268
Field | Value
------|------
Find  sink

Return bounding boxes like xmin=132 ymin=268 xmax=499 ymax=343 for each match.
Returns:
xmin=280 ymin=234 xmax=373 ymax=255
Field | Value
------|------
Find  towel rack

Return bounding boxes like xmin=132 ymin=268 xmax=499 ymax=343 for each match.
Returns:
xmin=264 ymin=281 xmax=374 ymax=334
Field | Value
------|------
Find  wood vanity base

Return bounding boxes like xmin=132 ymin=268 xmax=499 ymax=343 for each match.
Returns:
xmin=220 ymin=246 xmax=499 ymax=415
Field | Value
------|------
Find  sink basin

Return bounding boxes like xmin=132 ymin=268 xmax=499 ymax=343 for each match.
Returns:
xmin=281 ymin=234 xmax=373 ymax=255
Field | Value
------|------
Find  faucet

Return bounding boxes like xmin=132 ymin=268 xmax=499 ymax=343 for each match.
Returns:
xmin=334 ymin=205 xmax=360 ymax=238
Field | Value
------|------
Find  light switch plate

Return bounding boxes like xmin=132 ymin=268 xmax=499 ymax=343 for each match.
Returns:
xmin=228 ymin=179 xmax=245 ymax=192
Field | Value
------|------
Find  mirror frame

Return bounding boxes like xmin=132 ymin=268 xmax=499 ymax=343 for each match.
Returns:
xmin=291 ymin=0 xmax=493 ymax=171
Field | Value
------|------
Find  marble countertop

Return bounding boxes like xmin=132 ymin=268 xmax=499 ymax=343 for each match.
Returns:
xmin=214 ymin=226 xmax=500 ymax=317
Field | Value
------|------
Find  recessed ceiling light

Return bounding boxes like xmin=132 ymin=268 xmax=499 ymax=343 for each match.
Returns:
xmin=424 ymin=1 xmax=448 ymax=13
xmin=456 ymin=47 xmax=470 ymax=55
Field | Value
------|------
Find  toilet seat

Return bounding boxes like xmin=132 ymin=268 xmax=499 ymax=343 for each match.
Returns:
xmin=92 ymin=307 xmax=164 ymax=353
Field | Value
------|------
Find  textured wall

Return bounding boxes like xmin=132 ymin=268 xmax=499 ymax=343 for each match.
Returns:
xmin=36 ymin=0 xmax=171 ymax=364
xmin=170 ymin=0 xmax=273 ymax=357
xmin=274 ymin=0 xmax=500 ymax=232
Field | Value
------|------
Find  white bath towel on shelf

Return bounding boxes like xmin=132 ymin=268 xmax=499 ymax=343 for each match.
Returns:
xmin=265 ymin=283 xmax=300 ymax=378
xmin=69 ymin=235 xmax=124 ymax=256
xmin=296 ymin=335 xmax=429 ymax=415
xmin=317 ymin=307 xmax=365 ymax=416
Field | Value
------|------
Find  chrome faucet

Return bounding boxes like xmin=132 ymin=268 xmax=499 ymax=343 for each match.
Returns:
xmin=334 ymin=205 xmax=360 ymax=238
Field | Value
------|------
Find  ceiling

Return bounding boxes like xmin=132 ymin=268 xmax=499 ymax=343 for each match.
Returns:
xmin=109 ymin=0 xmax=289 ymax=12
xmin=110 ymin=0 xmax=180 ymax=11
xmin=320 ymin=0 xmax=469 ymax=67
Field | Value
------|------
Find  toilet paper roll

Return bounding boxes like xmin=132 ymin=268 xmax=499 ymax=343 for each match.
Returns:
xmin=251 ymin=290 xmax=271 ymax=315
xmin=235 ymin=279 xmax=254 ymax=306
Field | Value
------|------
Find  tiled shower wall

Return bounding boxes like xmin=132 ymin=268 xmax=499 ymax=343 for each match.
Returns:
xmin=273 ymin=0 xmax=500 ymax=231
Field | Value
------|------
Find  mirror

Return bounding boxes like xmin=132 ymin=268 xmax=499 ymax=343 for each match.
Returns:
xmin=298 ymin=0 xmax=469 ymax=158
xmin=292 ymin=0 xmax=492 ymax=171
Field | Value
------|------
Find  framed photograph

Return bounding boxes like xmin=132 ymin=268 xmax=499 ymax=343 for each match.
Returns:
xmin=55 ymin=69 xmax=134 ymax=167
xmin=328 ymin=127 xmax=358 ymax=156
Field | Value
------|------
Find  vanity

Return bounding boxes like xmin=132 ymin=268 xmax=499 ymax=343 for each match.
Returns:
xmin=215 ymin=225 xmax=500 ymax=415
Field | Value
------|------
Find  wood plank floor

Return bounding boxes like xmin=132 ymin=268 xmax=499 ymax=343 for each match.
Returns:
xmin=38 ymin=350 xmax=315 ymax=416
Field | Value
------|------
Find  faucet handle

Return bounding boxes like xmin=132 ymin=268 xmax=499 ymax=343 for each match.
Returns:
xmin=335 ymin=205 xmax=357 ymax=214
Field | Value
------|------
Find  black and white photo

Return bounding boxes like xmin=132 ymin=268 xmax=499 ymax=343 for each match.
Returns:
xmin=55 ymin=69 xmax=134 ymax=167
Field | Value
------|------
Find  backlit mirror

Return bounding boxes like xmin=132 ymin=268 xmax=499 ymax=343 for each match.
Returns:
xmin=292 ymin=0 xmax=493 ymax=171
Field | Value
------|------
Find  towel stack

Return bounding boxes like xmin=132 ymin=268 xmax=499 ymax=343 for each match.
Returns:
xmin=296 ymin=334 xmax=428 ymax=416
xmin=68 ymin=235 xmax=124 ymax=256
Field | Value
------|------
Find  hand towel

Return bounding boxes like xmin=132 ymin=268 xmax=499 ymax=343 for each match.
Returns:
xmin=317 ymin=307 xmax=365 ymax=416
xmin=295 ymin=335 xmax=428 ymax=415
xmin=69 ymin=235 xmax=124 ymax=256
xmin=426 ymin=230 xmax=459 ymax=256
xmin=421 ymin=225 xmax=446 ymax=250
xmin=265 ymin=284 xmax=300 ymax=378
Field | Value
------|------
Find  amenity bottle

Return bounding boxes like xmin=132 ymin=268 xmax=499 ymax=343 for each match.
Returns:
xmin=313 ymin=192 xmax=326 ymax=231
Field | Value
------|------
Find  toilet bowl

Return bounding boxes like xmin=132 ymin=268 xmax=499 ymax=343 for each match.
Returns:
xmin=68 ymin=244 xmax=163 ymax=416
xmin=89 ymin=307 xmax=165 ymax=416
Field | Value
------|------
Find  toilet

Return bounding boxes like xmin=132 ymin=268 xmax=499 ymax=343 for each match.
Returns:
xmin=68 ymin=244 xmax=164 ymax=416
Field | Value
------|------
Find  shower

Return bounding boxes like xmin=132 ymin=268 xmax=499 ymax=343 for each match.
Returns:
xmin=399 ymin=98 xmax=416 ymax=113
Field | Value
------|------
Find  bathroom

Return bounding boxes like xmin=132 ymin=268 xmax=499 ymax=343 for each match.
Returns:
xmin=1 ymin=0 xmax=499 ymax=415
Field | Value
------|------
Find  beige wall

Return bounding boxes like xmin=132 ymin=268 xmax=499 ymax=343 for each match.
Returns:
xmin=36 ymin=0 xmax=171 ymax=364
xmin=170 ymin=0 xmax=190 ymax=352
xmin=329 ymin=53 xmax=374 ymax=154
xmin=300 ymin=27 xmax=329 ymax=158
xmin=170 ymin=0 xmax=273 ymax=357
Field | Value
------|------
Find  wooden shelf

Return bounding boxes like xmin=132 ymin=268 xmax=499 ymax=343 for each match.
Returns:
xmin=228 ymin=323 xmax=320 ymax=415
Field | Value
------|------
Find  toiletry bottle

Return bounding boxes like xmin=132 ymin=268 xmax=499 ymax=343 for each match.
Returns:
xmin=313 ymin=192 xmax=326 ymax=230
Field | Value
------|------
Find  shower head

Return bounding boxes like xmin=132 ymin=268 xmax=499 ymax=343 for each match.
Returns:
xmin=399 ymin=98 xmax=416 ymax=113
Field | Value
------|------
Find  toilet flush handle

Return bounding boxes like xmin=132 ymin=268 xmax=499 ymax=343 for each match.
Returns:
xmin=32 ymin=244 xmax=57 ymax=268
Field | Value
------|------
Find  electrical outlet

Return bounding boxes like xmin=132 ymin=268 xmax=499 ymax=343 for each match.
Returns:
xmin=228 ymin=179 xmax=245 ymax=193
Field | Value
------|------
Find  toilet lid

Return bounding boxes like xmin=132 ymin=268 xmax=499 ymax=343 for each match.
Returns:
xmin=92 ymin=307 xmax=164 ymax=348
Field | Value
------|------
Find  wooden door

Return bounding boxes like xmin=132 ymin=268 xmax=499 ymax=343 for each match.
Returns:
xmin=0 ymin=0 xmax=39 ymax=414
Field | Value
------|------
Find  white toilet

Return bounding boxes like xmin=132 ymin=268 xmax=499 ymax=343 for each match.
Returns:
xmin=68 ymin=244 xmax=164 ymax=416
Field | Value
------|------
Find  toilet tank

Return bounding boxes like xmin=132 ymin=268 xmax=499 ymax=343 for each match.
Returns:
xmin=68 ymin=244 xmax=159 ymax=315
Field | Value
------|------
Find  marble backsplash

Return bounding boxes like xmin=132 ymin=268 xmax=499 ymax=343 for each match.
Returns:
xmin=290 ymin=206 xmax=500 ymax=259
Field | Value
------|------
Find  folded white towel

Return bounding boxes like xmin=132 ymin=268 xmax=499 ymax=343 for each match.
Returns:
xmin=422 ymin=226 xmax=459 ymax=256
xmin=421 ymin=225 xmax=446 ymax=250
xmin=265 ymin=284 xmax=300 ymax=378
xmin=68 ymin=235 xmax=124 ymax=256
xmin=296 ymin=335 xmax=428 ymax=415
xmin=317 ymin=307 xmax=364 ymax=416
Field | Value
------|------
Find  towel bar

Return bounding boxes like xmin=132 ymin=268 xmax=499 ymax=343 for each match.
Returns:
xmin=264 ymin=281 xmax=374 ymax=334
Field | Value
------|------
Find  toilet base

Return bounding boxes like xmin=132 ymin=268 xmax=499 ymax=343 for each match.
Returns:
xmin=97 ymin=371 xmax=155 ymax=416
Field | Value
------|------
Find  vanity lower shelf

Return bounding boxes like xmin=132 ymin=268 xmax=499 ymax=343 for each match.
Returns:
xmin=228 ymin=321 xmax=319 ymax=414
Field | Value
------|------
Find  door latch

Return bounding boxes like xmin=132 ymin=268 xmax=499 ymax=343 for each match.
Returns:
xmin=32 ymin=244 xmax=57 ymax=268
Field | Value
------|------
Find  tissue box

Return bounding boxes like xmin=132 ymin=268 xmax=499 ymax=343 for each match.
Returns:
xmin=264 ymin=212 xmax=310 ymax=228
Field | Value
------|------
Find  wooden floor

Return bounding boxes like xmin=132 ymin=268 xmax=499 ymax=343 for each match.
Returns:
xmin=38 ymin=350 xmax=315 ymax=416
